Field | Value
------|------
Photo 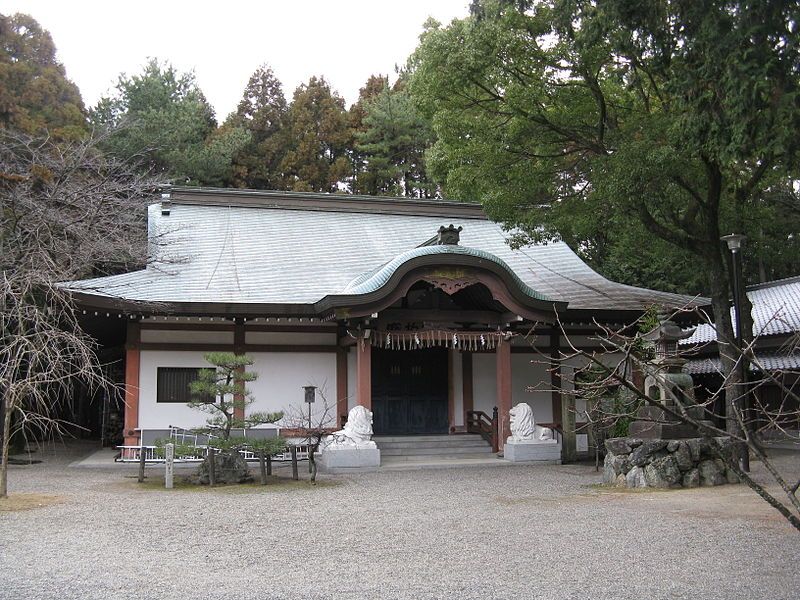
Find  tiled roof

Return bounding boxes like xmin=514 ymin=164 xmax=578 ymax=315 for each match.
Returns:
xmin=684 ymin=349 xmax=800 ymax=375
xmin=341 ymin=245 xmax=550 ymax=300
xmin=64 ymin=188 xmax=702 ymax=312
xmin=682 ymin=276 xmax=800 ymax=344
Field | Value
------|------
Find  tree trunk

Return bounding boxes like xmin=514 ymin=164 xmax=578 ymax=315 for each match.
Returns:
xmin=706 ymin=252 xmax=747 ymax=437
xmin=208 ymin=450 xmax=216 ymax=487
xmin=0 ymin=395 xmax=14 ymax=498
xmin=258 ymin=451 xmax=267 ymax=485
xmin=309 ymin=447 xmax=317 ymax=484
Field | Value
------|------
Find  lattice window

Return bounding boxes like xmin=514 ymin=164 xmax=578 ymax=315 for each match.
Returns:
xmin=156 ymin=367 xmax=213 ymax=403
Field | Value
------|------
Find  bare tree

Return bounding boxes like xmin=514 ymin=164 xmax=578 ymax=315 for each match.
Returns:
xmin=0 ymin=129 xmax=159 ymax=278
xmin=280 ymin=386 xmax=337 ymax=483
xmin=0 ymin=129 xmax=162 ymax=498
xmin=549 ymin=309 xmax=800 ymax=531
xmin=0 ymin=275 xmax=106 ymax=496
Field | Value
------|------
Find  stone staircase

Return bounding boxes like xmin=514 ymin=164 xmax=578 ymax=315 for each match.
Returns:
xmin=374 ymin=433 xmax=496 ymax=464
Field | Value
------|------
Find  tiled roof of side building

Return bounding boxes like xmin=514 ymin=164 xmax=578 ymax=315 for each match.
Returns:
xmin=64 ymin=188 xmax=704 ymax=313
xmin=685 ymin=349 xmax=800 ymax=375
xmin=682 ymin=275 xmax=800 ymax=345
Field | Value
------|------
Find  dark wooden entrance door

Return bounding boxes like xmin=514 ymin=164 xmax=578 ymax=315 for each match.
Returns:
xmin=372 ymin=348 xmax=449 ymax=435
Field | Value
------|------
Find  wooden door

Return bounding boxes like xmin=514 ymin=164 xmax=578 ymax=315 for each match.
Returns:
xmin=372 ymin=348 xmax=448 ymax=435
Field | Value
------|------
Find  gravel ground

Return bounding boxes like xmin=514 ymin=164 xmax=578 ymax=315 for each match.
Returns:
xmin=1 ymin=441 xmax=799 ymax=600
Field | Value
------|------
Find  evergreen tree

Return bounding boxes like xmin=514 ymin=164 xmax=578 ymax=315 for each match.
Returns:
xmin=226 ymin=64 xmax=289 ymax=189
xmin=187 ymin=352 xmax=284 ymax=485
xmin=409 ymin=0 xmax=800 ymax=434
xmin=348 ymin=74 xmax=389 ymax=193
xmin=409 ymin=1 xmax=800 ymax=289
xmin=280 ymin=76 xmax=351 ymax=193
xmin=356 ymin=81 xmax=435 ymax=197
xmin=189 ymin=352 xmax=282 ymax=442
xmin=90 ymin=59 xmax=248 ymax=186
xmin=0 ymin=13 xmax=87 ymax=140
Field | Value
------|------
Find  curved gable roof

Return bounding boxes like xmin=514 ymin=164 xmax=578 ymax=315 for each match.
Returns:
xmin=341 ymin=245 xmax=550 ymax=301
xmin=64 ymin=187 xmax=704 ymax=316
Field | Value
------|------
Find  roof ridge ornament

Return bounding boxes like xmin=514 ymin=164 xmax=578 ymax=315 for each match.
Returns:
xmin=437 ymin=224 xmax=463 ymax=245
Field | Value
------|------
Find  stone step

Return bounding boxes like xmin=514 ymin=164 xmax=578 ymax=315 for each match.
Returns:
xmin=379 ymin=445 xmax=494 ymax=457
xmin=375 ymin=439 xmax=490 ymax=450
xmin=373 ymin=434 xmax=485 ymax=443
xmin=380 ymin=452 xmax=499 ymax=463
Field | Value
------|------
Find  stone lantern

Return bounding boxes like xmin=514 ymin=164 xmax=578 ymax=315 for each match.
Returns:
xmin=628 ymin=314 xmax=711 ymax=439
xmin=603 ymin=314 xmax=741 ymax=489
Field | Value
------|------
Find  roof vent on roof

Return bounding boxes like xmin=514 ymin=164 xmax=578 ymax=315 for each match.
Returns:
xmin=161 ymin=192 xmax=171 ymax=216
xmin=437 ymin=224 xmax=462 ymax=245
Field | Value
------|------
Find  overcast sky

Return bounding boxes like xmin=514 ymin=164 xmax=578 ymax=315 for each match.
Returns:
xmin=6 ymin=1 xmax=470 ymax=119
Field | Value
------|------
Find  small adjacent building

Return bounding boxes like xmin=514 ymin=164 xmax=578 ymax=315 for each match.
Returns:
xmin=683 ymin=276 xmax=800 ymax=435
xmin=64 ymin=187 xmax=698 ymax=456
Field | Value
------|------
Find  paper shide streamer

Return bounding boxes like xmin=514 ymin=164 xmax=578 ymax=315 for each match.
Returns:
xmin=370 ymin=329 xmax=509 ymax=350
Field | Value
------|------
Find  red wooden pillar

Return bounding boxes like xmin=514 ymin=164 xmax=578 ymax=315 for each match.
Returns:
xmin=447 ymin=349 xmax=455 ymax=432
xmin=233 ymin=319 xmax=246 ymax=421
xmin=496 ymin=338 xmax=512 ymax=452
xmin=123 ymin=321 xmax=141 ymax=446
xmin=462 ymin=352 xmax=474 ymax=419
xmin=356 ymin=337 xmax=371 ymax=409
xmin=336 ymin=348 xmax=348 ymax=424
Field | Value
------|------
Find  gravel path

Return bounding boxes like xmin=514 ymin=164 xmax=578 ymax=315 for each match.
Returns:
xmin=1 ymin=441 xmax=798 ymax=600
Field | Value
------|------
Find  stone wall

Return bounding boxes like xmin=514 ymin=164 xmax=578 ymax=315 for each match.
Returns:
xmin=603 ymin=437 xmax=743 ymax=489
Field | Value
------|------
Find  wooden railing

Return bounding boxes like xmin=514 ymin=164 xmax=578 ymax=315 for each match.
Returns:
xmin=466 ymin=407 xmax=499 ymax=452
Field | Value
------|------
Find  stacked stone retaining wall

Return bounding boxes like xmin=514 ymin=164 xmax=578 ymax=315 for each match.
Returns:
xmin=603 ymin=437 xmax=743 ymax=489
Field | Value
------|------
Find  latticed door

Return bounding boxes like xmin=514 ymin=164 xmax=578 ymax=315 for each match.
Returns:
xmin=372 ymin=347 xmax=448 ymax=435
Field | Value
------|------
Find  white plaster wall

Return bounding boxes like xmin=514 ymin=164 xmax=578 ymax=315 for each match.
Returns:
xmin=511 ymin=354 xmax=552 ymax=423
xmin=138 ymin=350 xmax=338 ymax=431
xmin=472 ymin=354 xmax=496 ymax=414
xmin=471 ymin=353 xmax=552 ymax=422
xmin=138 ymin=350 xmax=220 ymax=430
xmin=249 ymin=353 xmax=338 ymax=427
xmin=245 ymin=332 xmax=337 ymax=345
xmin=140 ymin=329 xmax=233 ymax=344
xmin=452 ymin=351 xmax=464 ymax=427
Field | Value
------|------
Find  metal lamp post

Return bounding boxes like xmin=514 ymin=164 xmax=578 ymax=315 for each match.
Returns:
xmin=304 ymin=385 xmax=316 ymax=429
xmin=721 ymin=233 xmax=750 ymax=472
xmin=303 ymin=386 xmax=317 ymax=474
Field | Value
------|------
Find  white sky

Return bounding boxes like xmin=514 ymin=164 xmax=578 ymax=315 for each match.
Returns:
xmin=6 ymin=1 xmax=469 ymax=119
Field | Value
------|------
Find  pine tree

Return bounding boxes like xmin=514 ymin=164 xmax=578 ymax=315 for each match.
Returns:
xmin=187 ymin=352 xmax=284 ymax=485
xmin=90 ymin=59 xmax=248 ymax=186
xmin=189 ymin=352 xmax=282 ymax=442
xmin=356 ymin=82 xmax=435 ymax=197
xmin=348 ymin=75 xmax=389 ymax=193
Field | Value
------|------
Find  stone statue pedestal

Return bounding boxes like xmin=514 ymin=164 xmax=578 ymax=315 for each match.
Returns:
xmin=504 ymin=438 xmax=562 ymax=463
xmin=318 ymin=446 xmax=381 ymax=472
xmin=628 ymin=405 xmax=715 ymax=440
xmin=319 ymin=405 xmax=380 ymax=472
